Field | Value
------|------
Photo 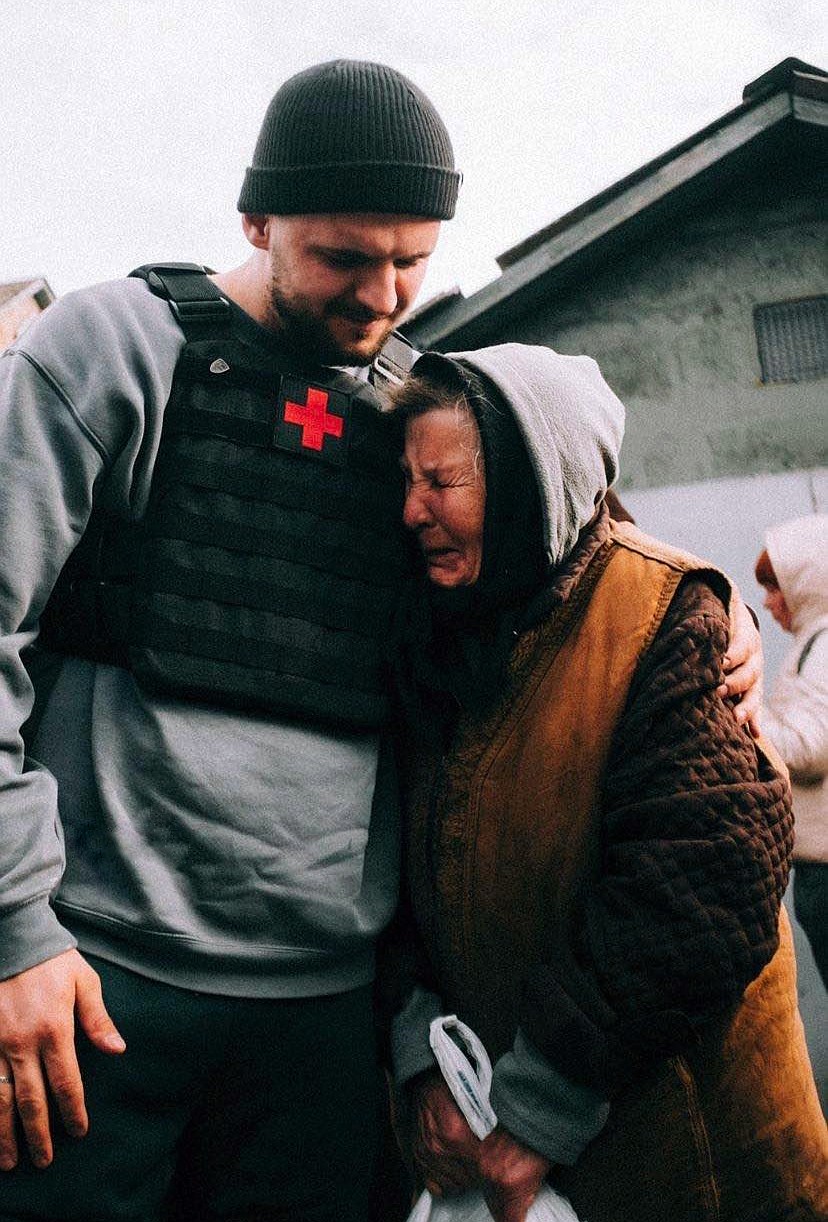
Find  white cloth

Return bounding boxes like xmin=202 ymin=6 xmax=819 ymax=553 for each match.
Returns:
xmin=762 ymin=514 xmax=828 ymax=862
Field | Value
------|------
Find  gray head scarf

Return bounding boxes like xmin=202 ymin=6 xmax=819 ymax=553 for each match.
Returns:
xmin=446 ymin=343 xmax=625 ymax=567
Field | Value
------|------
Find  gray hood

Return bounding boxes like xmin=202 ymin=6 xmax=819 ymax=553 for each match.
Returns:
xmin=446 ymin=343 xmax=625 ymax=566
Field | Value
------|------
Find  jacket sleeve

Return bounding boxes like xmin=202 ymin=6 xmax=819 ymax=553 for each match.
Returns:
xmin=761 ymin=632 xmax=828 ymax=782
xmin=518 ymin=575 xmax=793 ymax=1096
xmin=0 ymin=285 xmax=182 ymax=980
xmin=0 ymin=346 xmax=110 ymax=977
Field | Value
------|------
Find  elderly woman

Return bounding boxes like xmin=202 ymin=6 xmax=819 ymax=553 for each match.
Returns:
xmin=385 ymin=345 xmax=827 ymax=1222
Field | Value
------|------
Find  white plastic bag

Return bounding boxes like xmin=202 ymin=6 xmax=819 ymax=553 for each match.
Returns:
xmin=407 ymin=1185 xmax=581 ymax=1222
xmin=405 ymin=1016 xmax=582 ymax=1222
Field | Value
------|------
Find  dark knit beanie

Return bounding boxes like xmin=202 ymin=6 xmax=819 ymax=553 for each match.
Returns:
xmin=237 ymin=59 xmax=461 ymax=219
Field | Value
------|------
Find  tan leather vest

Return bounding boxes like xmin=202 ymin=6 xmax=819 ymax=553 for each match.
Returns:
xmin=405 ymin=521 xmax=828 ymax=1220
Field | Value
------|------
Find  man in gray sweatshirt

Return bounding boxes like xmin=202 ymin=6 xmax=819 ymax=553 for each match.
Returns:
xmin=0 ymin=57 xmax=765 ymax=1222
xmin=0 ymin=59 xmax=459 ymax=1222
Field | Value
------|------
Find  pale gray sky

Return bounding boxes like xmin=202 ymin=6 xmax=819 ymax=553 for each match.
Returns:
xmin=2 ymin=1 xmax=825 ymax=306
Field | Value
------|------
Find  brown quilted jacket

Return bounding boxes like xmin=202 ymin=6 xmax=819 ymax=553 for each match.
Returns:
xmin=396 ymin=512 xmax=794 ymax=1093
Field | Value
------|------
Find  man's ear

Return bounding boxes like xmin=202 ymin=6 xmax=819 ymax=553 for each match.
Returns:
xmin=242 ymin=214 xmax=270 ymax=250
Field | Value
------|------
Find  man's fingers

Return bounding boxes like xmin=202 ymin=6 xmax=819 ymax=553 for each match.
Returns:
xmin=721 ymin=592 xmax=764 ymax=724
xmin=718 ymin=661 xmax=763 ymax=730
xmin=718 ymin=657 xmax=760 ymax=695
xmin=0 ymin=1065 xmax=18 ymax=1171
xmin=8 ymin=1059 xmax=53 ymax=1169
xmin=0 ymin=951 xmax=122 ymax=1165
xmin=726 ymin=587 xmax=753 ymax=663
xmin=74 ymin=966 xmax=126 ymax=1055
xmin=42 ymin=1040 xmax=87 ymax=1139
xmin=733 ymin=679 xmax=762 ymax=728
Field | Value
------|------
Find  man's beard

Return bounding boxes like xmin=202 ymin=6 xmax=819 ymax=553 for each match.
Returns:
xmin=265 ymin=278 xmax=395 ymax=367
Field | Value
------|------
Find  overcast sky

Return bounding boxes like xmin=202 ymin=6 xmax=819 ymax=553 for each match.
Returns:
xmin=2 ymin=1 xmax=825 ymax=308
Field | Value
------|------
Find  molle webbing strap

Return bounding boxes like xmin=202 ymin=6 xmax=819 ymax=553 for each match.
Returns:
xmin=373 ymin=331 xmax=418 ymax=405
xmin=162 ymin=370 xmax=405 ymax=725
xmin=131 ymin=539 xmax=395 ymax=635
xmin=163 ymin=367 xmax=397 ymax=478
xmin=128 ymin=263 xmax=232 ymax=341
xmin=129 ymin=260 xmax=418 ymax=396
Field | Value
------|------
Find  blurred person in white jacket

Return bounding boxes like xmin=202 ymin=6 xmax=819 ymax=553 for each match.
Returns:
xmin=756 ymin=514 xmax=828 ymax=988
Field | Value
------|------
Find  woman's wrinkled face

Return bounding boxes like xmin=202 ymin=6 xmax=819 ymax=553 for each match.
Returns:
xmin=401 ymin=406 xmax=486 ymax=588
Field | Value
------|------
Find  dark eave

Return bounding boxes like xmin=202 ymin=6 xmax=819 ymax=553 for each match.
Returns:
xmin=403 ymin=59 xmax=826 ymax=352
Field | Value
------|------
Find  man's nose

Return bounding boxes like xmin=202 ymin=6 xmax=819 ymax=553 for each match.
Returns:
xmin=354 ymin=264 xmax=398 ymax=317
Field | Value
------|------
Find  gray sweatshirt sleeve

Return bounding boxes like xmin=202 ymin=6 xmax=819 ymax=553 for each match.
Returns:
xmin=490 ymin=1029 xmax=609 ymax=1166
xmin=390 ymin=984 xmax=443 ymax=1087
xmin=0 ymin=349 xmax=104 ymax=975
xmin=391 ymin=992 xmax=609 ymax=1166
xmin=0 ymin=281 xmax=181 ymax=978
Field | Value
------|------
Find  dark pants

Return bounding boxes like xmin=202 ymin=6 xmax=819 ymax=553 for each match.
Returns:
xmin=0 ymin=957 xmax=381 ymax=1222
xmin=794 ymin=861 xmax=828 ymax=990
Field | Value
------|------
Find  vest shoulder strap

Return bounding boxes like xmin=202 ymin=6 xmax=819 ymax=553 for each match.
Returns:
xmin=128 ymin=261 xmax=420 ymax=393
xmin=128 ymin=262 xmax=231 ymax=340
xmin=374 ymin=329 xmax=417 ymax=385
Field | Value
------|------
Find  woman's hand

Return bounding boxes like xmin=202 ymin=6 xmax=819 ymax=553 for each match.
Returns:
xmin=718 ymin=586 xmax=764 ymax=737
xmin=411 ymin=1071 xmax=480 ymax=1197
xmin=412 ymin=1072 xmax=551 ymax=1221
xmin=479 ymin=1126 xmax=551 ymax=1222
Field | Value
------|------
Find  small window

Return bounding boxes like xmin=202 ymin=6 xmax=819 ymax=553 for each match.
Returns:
xmin=754 ymin=295 xmax=828 ymax=384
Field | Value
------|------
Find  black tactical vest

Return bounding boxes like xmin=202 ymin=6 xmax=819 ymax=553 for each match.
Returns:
xmin=38 ymin=264 xmax=416 ymax=731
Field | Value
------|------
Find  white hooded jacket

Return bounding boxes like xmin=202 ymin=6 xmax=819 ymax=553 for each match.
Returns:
xmin=762 ymin=514 xmax=828 ymax=862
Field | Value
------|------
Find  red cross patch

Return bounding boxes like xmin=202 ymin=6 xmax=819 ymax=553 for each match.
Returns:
xmin=273 ymin=377 xmax=351 ymax=465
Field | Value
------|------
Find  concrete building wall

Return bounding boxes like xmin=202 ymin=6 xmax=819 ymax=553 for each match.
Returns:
xmin=491 ymin=169 xmax=827 ymax=495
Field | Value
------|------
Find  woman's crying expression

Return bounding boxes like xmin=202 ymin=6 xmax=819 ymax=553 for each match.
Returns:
xmin=402 ymin=406 xmax=486 ymax=588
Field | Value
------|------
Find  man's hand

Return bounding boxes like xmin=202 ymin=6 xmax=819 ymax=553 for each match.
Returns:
xmin=719 ymin=586 xmax=764 ymax=737
xmin=0 ymin=949 xmax=125 ymax=1170
xmin=411 ymin=1071 xmax=480 ymax=1197
xmin=479 ymin=1126 xmax=551 ymax=1222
